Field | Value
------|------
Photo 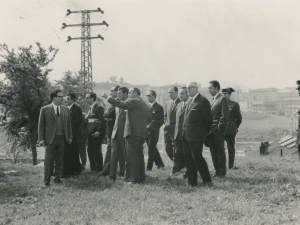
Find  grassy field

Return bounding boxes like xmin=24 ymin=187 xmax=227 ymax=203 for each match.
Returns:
xmin=0 ymin=148 xmax=300 ymax=224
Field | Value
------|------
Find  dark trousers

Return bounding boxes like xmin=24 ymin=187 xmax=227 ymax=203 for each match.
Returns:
xmin=78 ymin=140 xmax=87 ymax=167
xmin=87 ymin=136 xmax=104 ymax=171
xmin=125 ymin=135 xmax=145 ymax=183
xmin=164 ymin=133 xmax=174 ymax=161
xmin=146 ymin=129 xmax=164 ymax=170
xmin=225 ymin=135 xmax=236 ymax=169
xmin=183 ymin=139 xmax=211 ymax=185
xmin=173 ymin=139 xmax=185 ymax=173
xmin=210 ymin=131 xmax=226 ymax=176
xmin=102 ymin=136 xmax=112 ymax=174
xmin=109 ymin=137 xmax=126 ymax=179
xmin=44 ymin=135 xmax=65 ymax=185
xmin=62 ymin=139 xmax=84 ymax=178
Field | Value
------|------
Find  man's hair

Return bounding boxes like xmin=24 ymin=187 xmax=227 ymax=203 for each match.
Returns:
xmin=180 ymin=87 xmax=187 ymax=94
xmin=149 ymin=90 xmax=157 ymax=98
xmin=170 ymin=86 xmax=178 ymax=93
xmin=133 ymin=88 xmax=141 ymax=96
xmin=118 ymin=87 xmax=129 ymax=95
xmin=209 ymin=80 xmax=220 ymax=91
xmin=67 ymin=92 xmax=76 ymax=101
xmin=112 ymin=85 xmax=121 ymax=92
xmin=87 ymin=92 xmax=97 ymax=101
xmin=50 ymin=89 xmax=62 ymax=100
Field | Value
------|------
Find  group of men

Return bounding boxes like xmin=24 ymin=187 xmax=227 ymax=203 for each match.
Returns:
xmin=38 ymin=79 xmax=242 ymax=188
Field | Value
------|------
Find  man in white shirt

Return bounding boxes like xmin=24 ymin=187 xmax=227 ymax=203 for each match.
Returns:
xmin=38 ymin=90 xmax=72 ymax=188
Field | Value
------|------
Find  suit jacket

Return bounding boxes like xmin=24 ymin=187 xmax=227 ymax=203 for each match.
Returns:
xmin=38 ymin=104 xmax=73 ymax=145
xmin=69 ymin=104 xmax=83 ymax=139
xmin=78 ymin=113 xmax=87 ymax=143
xmin=296 ymin=110 xmax=300 ymax=145
xmin=225 ymin=100 xmax=242 ymax=135
xmin=111 ymin=107 xmax=127 ymax=140
xmin=108 ymin=96 xmax=152 ymax=139
xmin=183 ymin=94 xmax=212 ymax=142
xmin=174 ymin=101 xmax=187 ymax=141
xmin=147 ymin=102 xmax=164 ymax=131
xmin=103 ymin=103 xmax=116 ymax=138
xmin=164 ymin=97 xmax=181 ymax=137
xmin=210 ymin=93 xmax=229 ymax=135
xmin=86 ymin=103 xmax=106 ymax=137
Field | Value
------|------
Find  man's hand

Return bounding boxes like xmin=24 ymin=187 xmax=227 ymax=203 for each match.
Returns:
xmin=92 ymin=131 xmax=100 ymax=137
xmin=102 ymin=92 xmax=108 ymax=99
xmin=39 ymin=140 xmax=45 ymax=147
xmin=67 ymin=139 xmax=72 ymax=144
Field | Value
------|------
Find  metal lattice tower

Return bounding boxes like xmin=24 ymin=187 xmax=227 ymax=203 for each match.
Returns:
xmin=62 ymin=8 xmax=109 ymax=91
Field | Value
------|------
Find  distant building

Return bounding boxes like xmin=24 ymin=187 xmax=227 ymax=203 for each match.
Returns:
xmin=249 ymin=101 xmax=277 ymax=115
xmin=249 ymin=87 xmax=278 ymax=101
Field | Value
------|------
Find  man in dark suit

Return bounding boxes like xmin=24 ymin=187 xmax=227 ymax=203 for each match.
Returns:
xmin=173 ymin=87 xmax=189 ymax=176
xmin=222 ymin=88 xmax=242 ymax=169
xmin=38 ymin=89 xmax=72 ymax=188
xmin=62 ymin=93 xmax=84 ymax=177
xmin=78 ymin=112 xmax=88 ymax=168
xmin=295 ymin=80 xmax=300 ymax=161
xmin=100 ymin=85 xmax=120 ymax=176
xmin=145 ymin=90 xmax=164 ymax=171
xmin=85 ymin=92 xmax=106 ymax=172
xmin=183 ymin=82 xmax=213 ymax=186
xmin=164 ymin=86 xmax=183 ymax=173
xmin=208 ymin=80 xmax=229 ymax=178
xmin=102 ymin=88 xmax=151 ymax=184
xmin=109 ymin=87 xmax=128 ymax=180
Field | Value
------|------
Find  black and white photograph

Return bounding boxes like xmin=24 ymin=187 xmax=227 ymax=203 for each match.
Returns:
xmin=0 ymin=0 xmax=300 ymax=224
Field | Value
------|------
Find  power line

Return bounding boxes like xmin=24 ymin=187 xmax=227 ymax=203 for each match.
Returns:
xmin=63 ymin=8 xmax=108 ymax=91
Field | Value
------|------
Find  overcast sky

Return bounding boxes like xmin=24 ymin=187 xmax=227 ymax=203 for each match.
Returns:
xmin=0 ymin=0 xmax=300 ymax=90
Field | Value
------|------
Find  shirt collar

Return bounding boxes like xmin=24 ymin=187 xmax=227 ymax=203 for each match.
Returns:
xmin=172 ymin=97 xmax=179 ymax=104
xmin=68 ymin=103 xmax=74 ymax=109
xmin=213 ymin=92 xmax=221 ymax=100
xmin=90 ymin=102 xmax=97 ymax=111
xmin=150 ymin=101 xmax=156 ymax=107
xmin=52 ymin=102 xmax=60 ymax=109
xmin=191 ymin=92 xmax=200 ymax=102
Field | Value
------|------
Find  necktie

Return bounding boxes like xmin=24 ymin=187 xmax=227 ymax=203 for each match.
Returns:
xmin=56 ymin=106 xmax=59 ymax=116
xmin=182 ymin=102 xmax=185 ymax=110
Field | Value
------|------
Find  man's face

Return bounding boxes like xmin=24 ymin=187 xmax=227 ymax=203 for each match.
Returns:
xmin=66 ymin=96 xmax=74 ymax=106
xmin=146 ymin=92 xmax=156 ymax=103
xmin=85 ymin=94 xmax=93 ymax=105
xmin=117 ymin=90 xmax=127 ymax=101
xmin=128 ymin=88 xmax=136 ymax=99
xmin=208 ymin=83 xmax=219 ymax=96
xmin=186 ymin=85 xmax=197 ymax=97
xmin=110 ymin=88 xmax=118 ymax=99
xmin=168 ymin=88 xmax=178 ymax=100
xmin=53 ymin=92 xmax=64 ymax=106
xmin=222 ymin=92 xmax=231 ymax=101
xmin=179 ymin=89 xmax=189 ymax=102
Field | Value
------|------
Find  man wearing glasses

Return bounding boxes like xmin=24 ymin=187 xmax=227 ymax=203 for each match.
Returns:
xmin=182 ymin=82 xmax=213 ymax=186
xmin=38 ymin=90 xmax=72 ymax=188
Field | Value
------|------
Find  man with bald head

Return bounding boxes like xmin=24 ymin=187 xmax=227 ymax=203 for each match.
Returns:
xmin=164 ymin=86 xmax=183 ymax=174
xmin=102 ymin=88 xmax=151 ymax=184
xmin=182 ymin=82 xmax=213 ymax=186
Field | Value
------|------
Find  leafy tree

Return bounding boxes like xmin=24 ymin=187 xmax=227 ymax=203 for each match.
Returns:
xmin=0 ymin=43 xmax=58 ymax=165
xmin=109 ymin=76 xmax=117 ymax=84
xmin=119 ymin=77 xmax=124 ymax=84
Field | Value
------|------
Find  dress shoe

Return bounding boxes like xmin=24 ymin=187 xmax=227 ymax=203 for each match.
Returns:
xmin=229 ymin=166 xmax=239 ymax=170
xmin=54 ymin=179 xmax=63 ymax=184
xmin=183 ymin=172 xmax=188 ymax=179
xmin=146 ymin=168 xmax=152 ymax=171
xmin=212 ymin=174 xmax=225 ymax=179
xmin=203 ymin=181 xmax=214 ymax=187
xmin=118 ymin=172 xmax=125 ymax=177
xmin=42 ymin=184 xmax=50 ymax=189
xmin=157 ymin=164 xmax=165 ymax=169
xmin=99 ymin=171 xmax=109 ymax=177
xmin=109 ymin=177 xmax=116 ymax=181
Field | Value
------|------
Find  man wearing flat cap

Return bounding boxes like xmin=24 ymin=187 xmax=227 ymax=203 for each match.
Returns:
xmin=295 ymin=80 xmax=300 ymax=161
xmin=222 ymin=87 xmax=242 ymax=169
